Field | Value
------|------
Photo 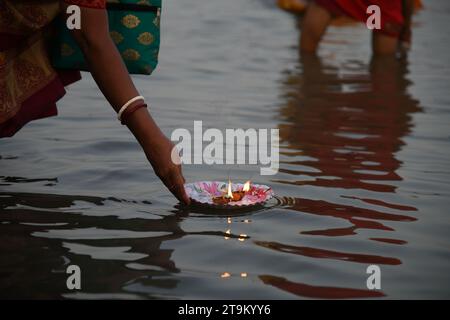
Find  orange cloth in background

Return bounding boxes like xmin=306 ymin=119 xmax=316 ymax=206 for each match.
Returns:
xmin=278 ymin=0 xmax=309 ymax=13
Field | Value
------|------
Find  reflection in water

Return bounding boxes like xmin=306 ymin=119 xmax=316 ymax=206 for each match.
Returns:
xmin=0 ymin=191 xmax=259 ymax=298
xmin=260 ymin=275 xmax=385 ymax=299
xmin=0 ymin=176 xmax=58 ymax=186
xmin=277 ymin=54 xmax=421 ymax=192
xmin=255 ymin=240 xmax=401 ymax=265
xmin=277 ymin=53 xmax=420 ymax=233
xmin=256 ymin=50 xmax=421 ymax=297
xmin=1 ymin=0 xmax=448 ymax=299
xmin=0 ymin=192 xmax=186 ymax=298
xmin=0 ymin=55 xmax=423 ymax=299
xmin=286 ymin=197 xmax=416 ymax=237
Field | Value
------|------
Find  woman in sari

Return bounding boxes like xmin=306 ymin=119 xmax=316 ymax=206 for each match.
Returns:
xmin=299 ymin=0 xmax=415 ymax=55
xmin=0 ymin=0 xmax=190 ymax=204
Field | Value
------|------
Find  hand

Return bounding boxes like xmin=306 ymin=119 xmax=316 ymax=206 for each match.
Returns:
xmin=145 ymin=134 xmax=191 ymax=205
xmin=126 ymin=108 xmax=190 ymax=205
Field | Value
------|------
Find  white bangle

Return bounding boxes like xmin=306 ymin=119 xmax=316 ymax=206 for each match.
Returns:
xmin=117 ymin=96 xmax=145 ymax=122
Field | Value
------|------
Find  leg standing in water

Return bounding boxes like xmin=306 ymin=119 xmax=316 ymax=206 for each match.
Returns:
xmin=300 ymin=0 xmax=415 ymax=56
xmin=372 ymin=33 xmax=398 ymax=55
xmin=300 ymin=2 xmax=332 ymax=53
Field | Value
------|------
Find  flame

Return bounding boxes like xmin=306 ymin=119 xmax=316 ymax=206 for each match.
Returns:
xmin=243 ymin=180 xmax=251 ymax=192
xmin=226 ymin=180 xmax=233 ymax=198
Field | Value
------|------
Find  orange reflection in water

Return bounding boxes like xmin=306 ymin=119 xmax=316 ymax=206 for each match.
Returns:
xmin=290 ymin=196 xmax=416 ymax=237
xmin=260 ymin=275 xmax=385 ymax=299
xmin=255 ymin=240 xmax=401 ymax=265
xmin=276 ymin=53 xmax=420 ymax=239
xmin=259 ymin=46 xmax=421 ymax=298
xmin=277 ymin=55 xmax=421 ymax=193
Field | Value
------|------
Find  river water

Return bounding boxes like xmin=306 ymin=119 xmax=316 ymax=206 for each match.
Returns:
xmin=1 ymin=0 xmax=450 ymax=299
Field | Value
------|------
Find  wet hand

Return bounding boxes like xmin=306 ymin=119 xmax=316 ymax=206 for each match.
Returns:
xmin=145 ymin=134 xmax=190 ymax=205
xmin=124 ymin=107 xmax=190 ymax=205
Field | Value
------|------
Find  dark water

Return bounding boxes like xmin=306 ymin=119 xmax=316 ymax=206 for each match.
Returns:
xmin=1 ymin=0 xmax=450 ymax=299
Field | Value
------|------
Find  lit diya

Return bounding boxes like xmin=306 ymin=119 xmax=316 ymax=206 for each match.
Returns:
xmin=184 ymin=180 xmax=274 ymax=209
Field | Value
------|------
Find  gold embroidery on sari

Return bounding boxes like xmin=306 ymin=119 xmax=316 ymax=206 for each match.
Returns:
xmin=137 ymin=32 xmax=154 ymax=46
xmin=61 ymin=43 xmax=75 ymax=56
xmin=122 ymin=49 xmax=141 ymax=61
xmin=122 ymin=14 xmax=141 ymax=29
xmin=110 ymin=31 xmax=124 ymax=44
xmin=0 ymin=37 xmax=57 ymax=123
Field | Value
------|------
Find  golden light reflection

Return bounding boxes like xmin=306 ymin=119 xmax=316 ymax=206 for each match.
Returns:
xmin=224 ymin=229 xmax=231 ymax=240
xmin=238 ymin=234 xmax=248 ymax=242
xmin=220 ymin=272 xmax=248 ymax=279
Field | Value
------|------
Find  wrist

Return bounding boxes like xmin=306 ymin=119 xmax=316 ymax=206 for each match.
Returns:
xmin=126 ymin=108 xmax=166 ymax=150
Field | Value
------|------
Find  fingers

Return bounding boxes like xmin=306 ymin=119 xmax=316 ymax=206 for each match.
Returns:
xmin=162 ymin=166 xmax=190 ymax=205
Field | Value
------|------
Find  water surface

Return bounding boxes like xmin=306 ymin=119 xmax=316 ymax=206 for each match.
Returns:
xmin=1 ymin=0 xmax=450 ymax=299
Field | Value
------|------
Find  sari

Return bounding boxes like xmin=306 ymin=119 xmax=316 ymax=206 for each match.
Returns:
xmin=279 ymin=0 xmax=423 ymax=17
xmin=315 ymin=0 xmax=408 ymax=38
xmin=0 ymin=0 xmax=106 ymax=138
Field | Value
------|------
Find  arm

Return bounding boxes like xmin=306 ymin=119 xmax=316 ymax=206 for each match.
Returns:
xmin=63 ymin=4 xmax=190 ymax=204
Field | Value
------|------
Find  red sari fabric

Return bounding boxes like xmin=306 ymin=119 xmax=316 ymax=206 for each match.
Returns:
xmin=315 ymin=0 xmax=405 ymax=38
xmin=0 ymin=0 xmax=106 ymax=138
xmin=64 ymin=0 xmax=106 ymax=9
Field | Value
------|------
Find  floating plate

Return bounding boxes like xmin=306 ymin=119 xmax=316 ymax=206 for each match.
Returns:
xmin=184 ymin=181 xmax=274 ymax=210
